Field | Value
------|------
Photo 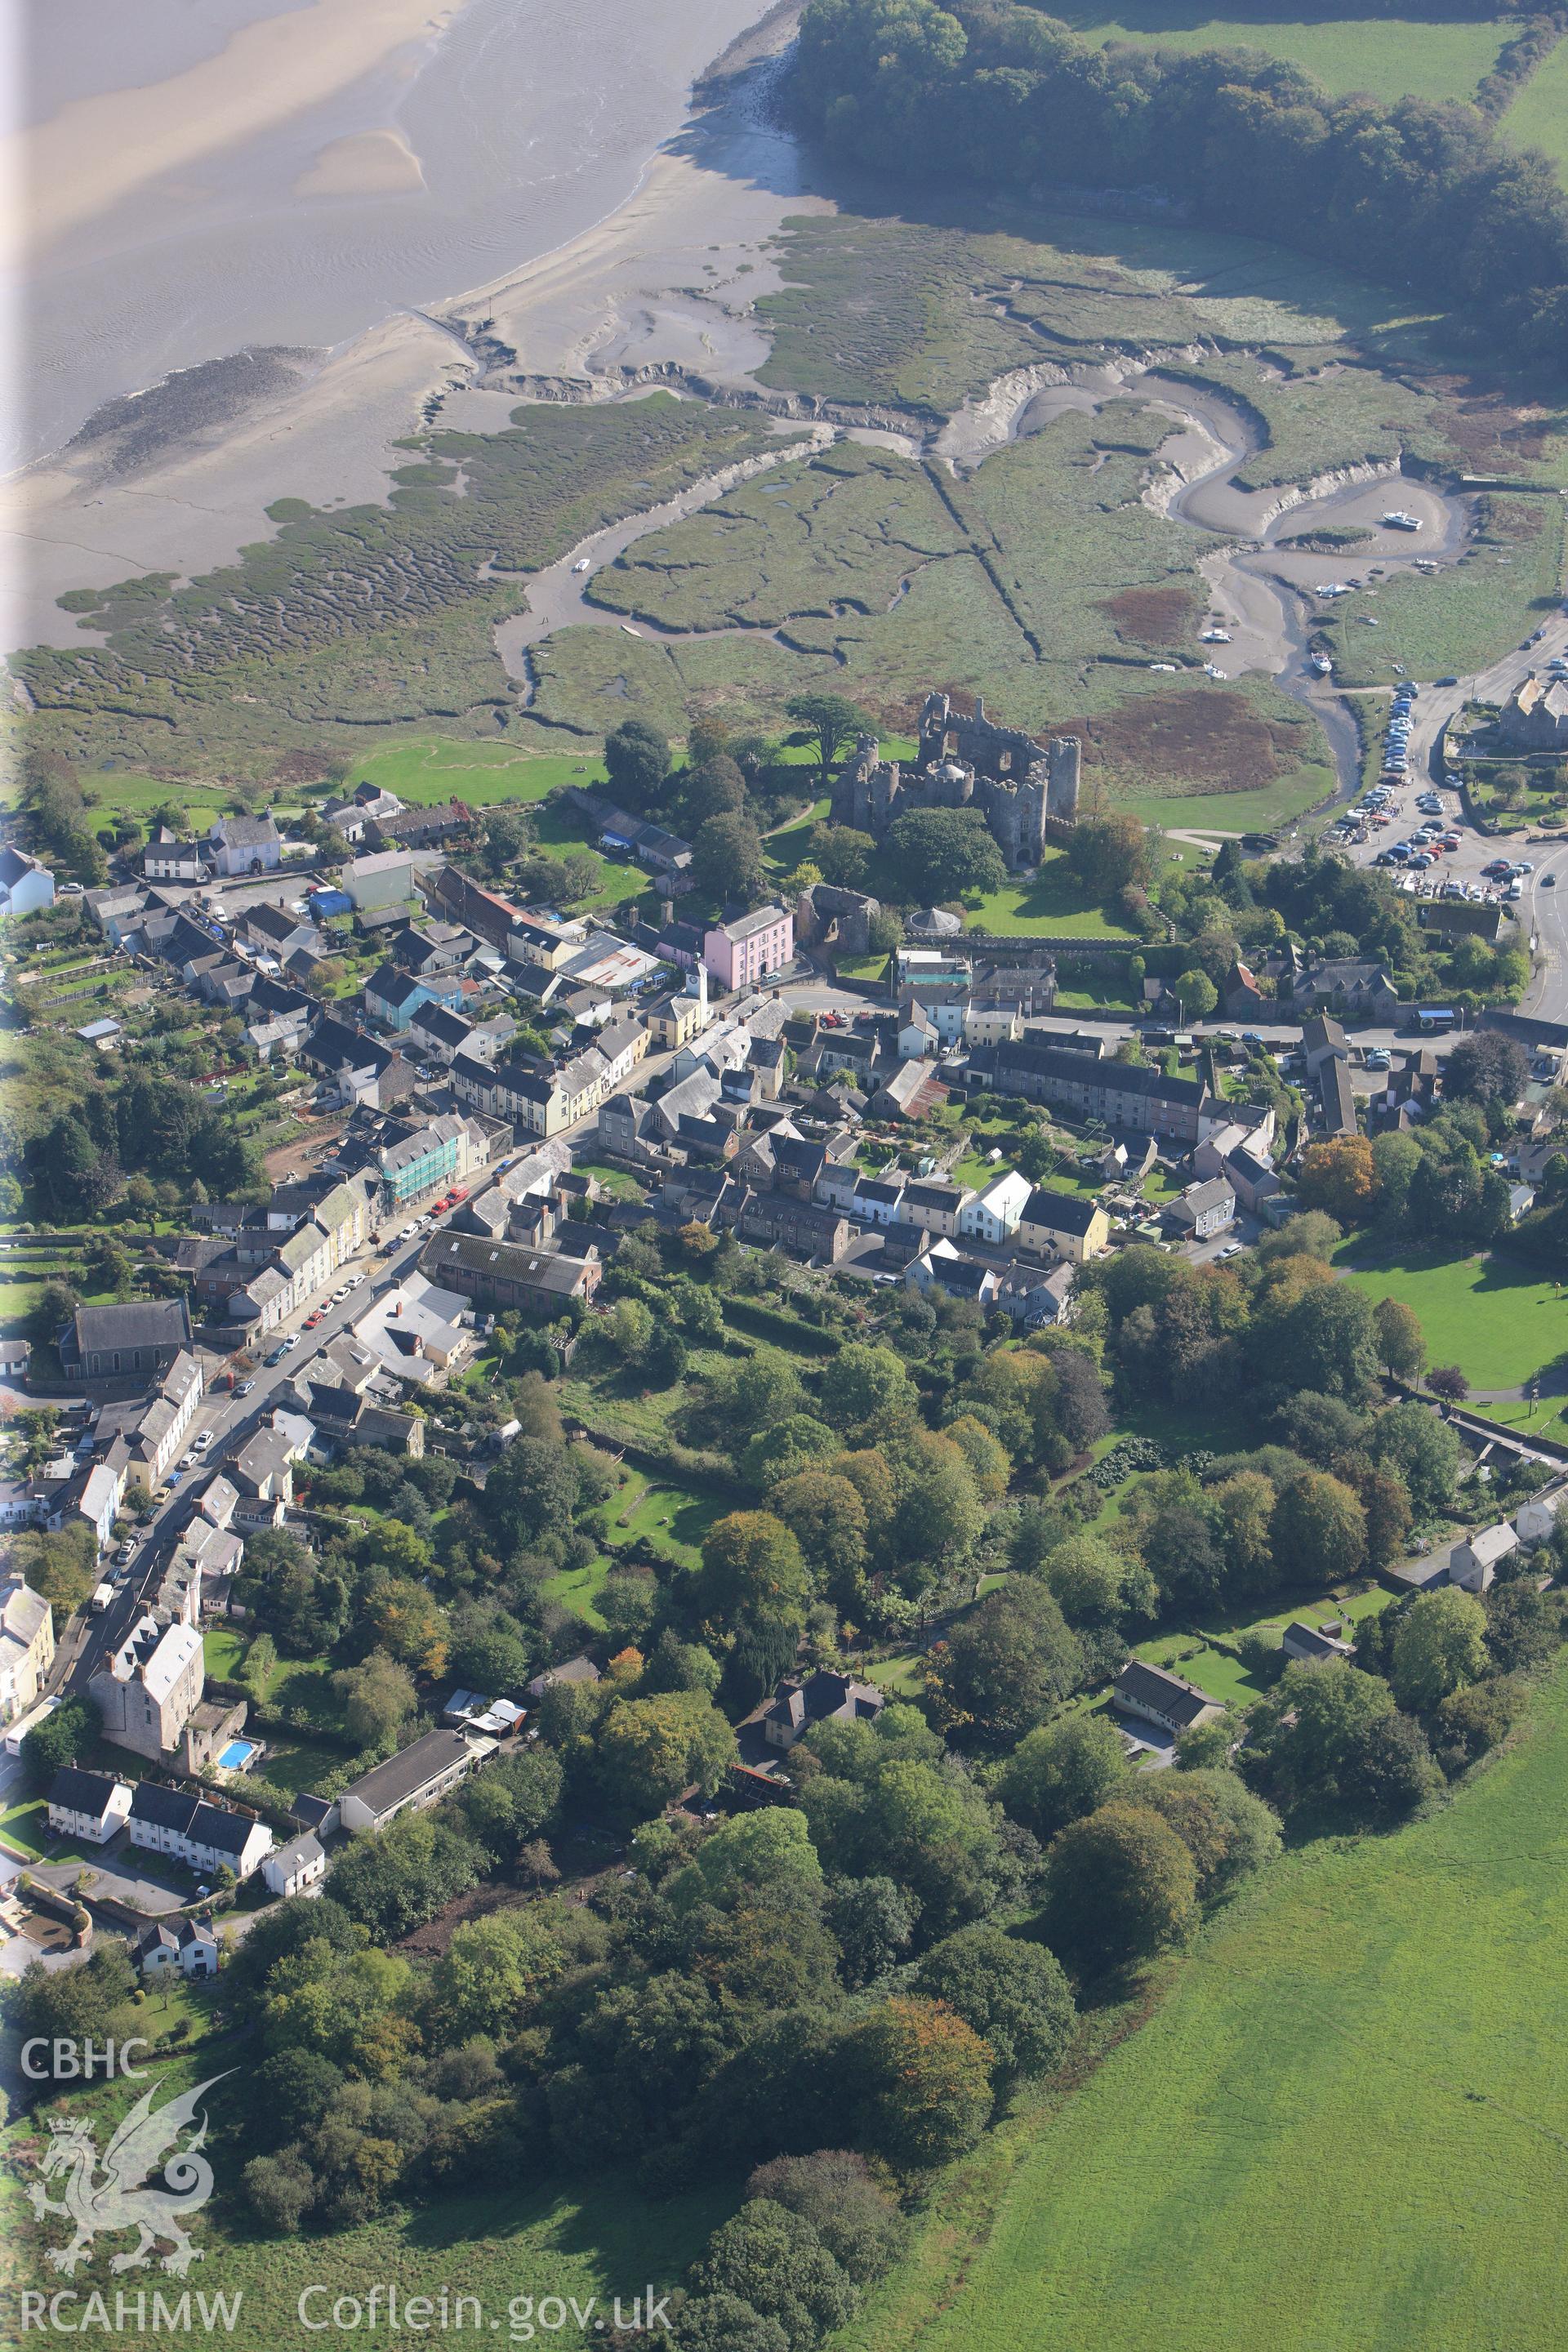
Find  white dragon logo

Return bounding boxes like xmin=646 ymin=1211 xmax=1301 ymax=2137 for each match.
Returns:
xmin=28 ymin=2074 xmax=233 ymax=2277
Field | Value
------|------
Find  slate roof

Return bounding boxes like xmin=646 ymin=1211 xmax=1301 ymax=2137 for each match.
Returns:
xmin=48 ymin=1766 xmax=127 ymax=1817
xmin=1021 ymin=1187 xmax=1102 ymax=1235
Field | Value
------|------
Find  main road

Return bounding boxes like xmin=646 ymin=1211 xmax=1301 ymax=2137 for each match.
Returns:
xmin=54 ymin=1028 xmax=698 ymax=1695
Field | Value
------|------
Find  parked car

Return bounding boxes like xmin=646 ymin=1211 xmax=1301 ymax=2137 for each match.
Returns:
xmin=234 ymin=1379 xmax=256 ymax=1399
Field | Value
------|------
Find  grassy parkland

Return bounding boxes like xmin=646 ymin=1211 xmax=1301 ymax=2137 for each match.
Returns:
xmin=842 ymin=1655 xmax=1568 ymax=2352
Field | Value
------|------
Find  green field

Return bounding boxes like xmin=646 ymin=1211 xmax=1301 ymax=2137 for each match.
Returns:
xmin=843 ymin=1658 xmax=1568 ymax=2352
xmin=1055 ymin=3 xmax=1512 ymax=105
xmin=345 ymin=740 xmax=608 ymax=806
xmin=1337 ymin=1246 xmax=1568 ymax=1391
xmin=1501 ymin=33 xmax=1568 ymax=180
xmin=1120 ymin=771 xmax=1333 ymax=835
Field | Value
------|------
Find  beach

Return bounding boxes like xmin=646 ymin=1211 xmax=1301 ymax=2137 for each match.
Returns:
xmin=2 ymin=0 xmax=820 ymax=654
xmin=7 ymin=0 xmax=808 ymax=472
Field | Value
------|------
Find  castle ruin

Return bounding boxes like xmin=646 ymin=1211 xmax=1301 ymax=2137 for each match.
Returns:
xmin=831 ymin=693 xmax=1080 ymax=871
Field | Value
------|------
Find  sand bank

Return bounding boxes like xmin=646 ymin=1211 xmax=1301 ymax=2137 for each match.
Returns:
xmin=2 ymin=56 xmax=828 ymax=650
xmin=11 ymin=0 xmax=461 ymax=261
xmin=294 ymin=127 xmax=428 ymax=200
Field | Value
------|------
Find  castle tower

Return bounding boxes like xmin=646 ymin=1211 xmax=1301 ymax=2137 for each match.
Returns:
xmin=1046 ymin=737 xmax=1081 ymax=825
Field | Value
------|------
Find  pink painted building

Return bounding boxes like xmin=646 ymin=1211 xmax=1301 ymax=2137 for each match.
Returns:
xmin=702 ymin=905 xmax=794 ymax=993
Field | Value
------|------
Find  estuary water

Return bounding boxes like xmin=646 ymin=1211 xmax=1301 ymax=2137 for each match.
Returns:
xmin=10 ymin=0 xmax=774 ymax=470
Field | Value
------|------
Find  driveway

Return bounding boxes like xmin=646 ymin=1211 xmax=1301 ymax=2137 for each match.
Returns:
xmin=30 ymin=1851 xmax=187 ymax=1918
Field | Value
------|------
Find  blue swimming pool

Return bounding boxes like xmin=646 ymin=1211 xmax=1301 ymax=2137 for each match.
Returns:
xmin=217 ymin=1740 xmax=256 ymax=1770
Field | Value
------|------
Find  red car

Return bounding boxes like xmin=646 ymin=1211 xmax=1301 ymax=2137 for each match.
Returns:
xmin=305 ymin=1310 xmax=325 ymax=1328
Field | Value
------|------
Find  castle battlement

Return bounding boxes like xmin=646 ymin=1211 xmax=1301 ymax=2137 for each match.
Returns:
xmin=832 ymin=693 xmax=1079 ymax=870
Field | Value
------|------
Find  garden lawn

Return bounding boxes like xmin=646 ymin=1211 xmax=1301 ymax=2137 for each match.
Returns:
xmin=0 ymin=1797 xmax=47 ymax=1860
xmin=529 ymin=800 xmax=648 ymax=911
xmin=1129 ymin=1633 xmax=1264 ymax=1710
xmin=557 ymin=1342 xmax=734 ymax=1449
xmin=267 ymin=1658 xmax=339 ymax=1717
xmin=608 ymin=1482 xmax=722 ymax=1572
xmin=203 ymin=1627 xmax=247 ymax=1682
xmin=571 ymin=1160 xmax=651 ymax=1201
xmin=258 ymin=1732 xmax=351 ymax=1798
xmin=966 ymin=851 xmax=1134 ymax=938
xmin=1335 ymin=1246 xmax=1568 ymax=1392
xmin=865 ymin=1649 xmax=929 ymax=1698
xmin=541 ymin=1554 xmax=611 ymax=1630
xmin=841 ymin=1657 xmax=1568 ymax=2352
xmin=1204 ymin=1586 xmax=1392 ymax=1647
